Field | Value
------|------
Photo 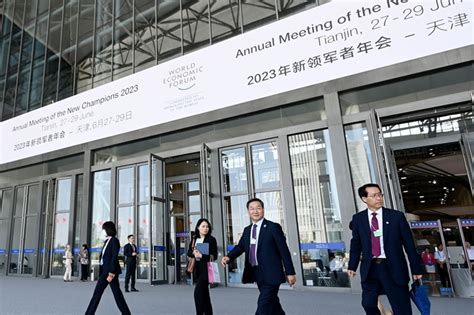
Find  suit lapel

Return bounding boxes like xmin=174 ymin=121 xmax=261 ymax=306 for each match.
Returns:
xmin=257 ymin=219 xmax=268 ymax=250
xmin=360 ymin=209 xmax=373 ymax=252
xmin=382 ymin=208 xmax=391 ymax=249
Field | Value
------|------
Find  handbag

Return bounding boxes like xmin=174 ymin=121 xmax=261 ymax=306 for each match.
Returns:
xmin=207 ymin=261 xmax=221 ymax=284
xmin=410 ymin=279 xmax=431 ymax=315
xmin=187 ymin=238 xmax=196 ymax=273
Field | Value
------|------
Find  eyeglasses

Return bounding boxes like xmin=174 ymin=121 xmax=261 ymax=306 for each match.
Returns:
xmin=367 ymin=193 xmax=384 ymax=199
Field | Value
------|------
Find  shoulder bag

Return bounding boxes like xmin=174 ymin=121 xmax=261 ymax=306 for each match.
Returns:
xmin=187 ymin=238 xmax=196 ymax=273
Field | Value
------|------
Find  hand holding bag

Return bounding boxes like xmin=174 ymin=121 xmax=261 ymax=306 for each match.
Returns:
xmin=410 ymin=279 xmax=431 ymax=315
xmin=187 ymin=238 xmax=196 ymax=273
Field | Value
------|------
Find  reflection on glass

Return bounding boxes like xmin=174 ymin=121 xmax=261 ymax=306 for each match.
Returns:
xmin=221 ymin=148 xmax=247 ymax=193
xmin=188 ymin=181 xmax=200 ymax=192
xmin=27 ymin=184 xmax=40 ymax=215
xmin=152 ymin=200 xmax=166 ymax=282
xmin=0 ymin=219 xmax=8 ymax=273
xmin=74 ymin=174 xmax=84 ymax=276
xmin=51 ymin=213 xmax=70 ymax=276
xmin=188 ymin=195 xmax=201 ymax=214
xmin=0 ymin=189 xmax=13 ymax=218
xmin=23 ymin=216 xmax=38 ymax=274
xmin=117 ymin=206 xmax=134 ymax=246
xmin=224 ymin=195 xmax=248 ymax=283
xmin=138 ymin=164 xmax=149 ymax=203
xmin=9 ymin=219 xmax=22 ymax=273
xmin=289 ymin=130 xmax=348 ymax=287
xmin=118 ymin=167 xmax=134 ymax=205
xmin=251 ymin=142 xmax=280 ymax=190
xmin=91 ymin=170 xmax=112 ymax=271
xmin=56 ymin=179 xmax=72 ymax=212
xmin=344 ymin=123 xmax=377 ymax=210
xmin=138 ymin=204 xmax=150 ymax=279
xmin=255 ymin=192 xmax=284 ymax=230
xmin=14 ymin=186 xmax=25 ymax=216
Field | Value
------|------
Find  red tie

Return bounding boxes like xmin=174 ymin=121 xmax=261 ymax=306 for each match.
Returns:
xmin=371 ymin=212 xmax=381 ymax=257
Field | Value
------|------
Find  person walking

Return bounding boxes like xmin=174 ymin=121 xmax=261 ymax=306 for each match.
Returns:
xmin=187 ymin=218 xmax=218 ymax=315
xmin=221 ymin=198 xmax=296 ymax=315
xmin=435 ymin=243 xmax=451 ymax=288
xmin=85 ymin=221 xmax=131 ymax=315
xmin=63 ymin=244 xmax=73 ymax=282
xmin=348 ymin=183 xmax=424 ymax=315
xmin=124 ymin=234 xmax=139 ymax=292
xmin=79 ymin=244 xmax=90 ymax=281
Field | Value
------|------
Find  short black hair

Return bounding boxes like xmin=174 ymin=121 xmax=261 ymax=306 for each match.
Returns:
xmin=246 ymin=198 xmax=264 ymax=209
xmin=194 ymin=218 xmax=212 ymax=238
xmin=127 ymin=234 xmax=134 ymax=240
xmin=358 ymin=183 xmax=382 ymax=199
xmin=82 ymin=244 xmax=88 ymax=250
xmin=102 ymin=221 xmax=117 ymax=237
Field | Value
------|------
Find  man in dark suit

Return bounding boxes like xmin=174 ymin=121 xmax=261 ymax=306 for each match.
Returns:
xmin=221 ymin=198 xmax=296 ymax=315
xmin=123 ymin=234 xmax=139 ymax=292
xmin=85 ymin=221 xmax=131 ymax=315
xmin=348 ymin=183 xmax=423 ymax=315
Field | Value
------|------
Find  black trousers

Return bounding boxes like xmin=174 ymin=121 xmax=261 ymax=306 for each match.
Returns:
xmin=85 ymin=274 xmax=131 ymax=315
xmin=437 ymin=263 xmax=450 ymax=287
xmin=255 ymin=282 xmax=284 ymax=315
xmin=125 ymin=262 xmax=136 ymax=290
xmin=361 ymin=260 xmax=411 ymax=315
xmin=194 ymin=273 xmax=213 ymax=315
xmin=81 ymin=264 xmax=89 ymax=280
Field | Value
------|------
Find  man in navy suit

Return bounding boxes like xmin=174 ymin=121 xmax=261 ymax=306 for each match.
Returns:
xmin=221 ymin=198 xmax=296 ymax=315
xmin=85 ymin=221 xmax=131 ymax=315
xmin=123 ymin=234 xmax=139 ymax=292
xmin=348 ymin=183 xmax=423 ymax=315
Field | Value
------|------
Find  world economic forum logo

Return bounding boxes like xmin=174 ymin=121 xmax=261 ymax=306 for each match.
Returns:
xmin=163 ymin=62 xmax=204 ymax=91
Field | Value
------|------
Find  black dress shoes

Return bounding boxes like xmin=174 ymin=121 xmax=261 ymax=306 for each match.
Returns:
xmin=131 ymin=288 xmax=139 ymax=292
xmin=125 ymin=289 xmax=130 ymax=292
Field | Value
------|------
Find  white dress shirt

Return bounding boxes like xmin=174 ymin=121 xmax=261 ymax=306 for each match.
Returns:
xmin=100 ymin=236 xmax=112 ymax=265
xmin=367 ymin=208 xmax=386 ymax=258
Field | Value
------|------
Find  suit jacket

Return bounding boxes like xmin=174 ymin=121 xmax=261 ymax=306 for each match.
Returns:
xmin=123 ymin=243 xmax=138 ymax=265
xmin=99 ymin=237 xmax=122 ymax=277
xmin=227 ymin=219 xmax=295 ymax=285
xmin=187 ymin=234 xmax=218 ymax=279
xmin=348 ymin=208 xmax=424 ymax=286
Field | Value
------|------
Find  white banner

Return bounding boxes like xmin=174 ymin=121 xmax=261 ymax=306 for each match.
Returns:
xmin=1 ymin=0 xmax=472 ymax=165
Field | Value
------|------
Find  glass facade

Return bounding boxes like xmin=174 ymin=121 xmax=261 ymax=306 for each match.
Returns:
xmin=0 ymin=0 xmax=320 ymax=121
xmin=0 ymin=0 xmax=471 ymax=298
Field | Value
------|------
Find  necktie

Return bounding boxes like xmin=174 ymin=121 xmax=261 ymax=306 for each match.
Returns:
xmin=371 ymin=213 xmax=381 ymax=257
xmin=250 ymin=224 xmax=257 ymax=266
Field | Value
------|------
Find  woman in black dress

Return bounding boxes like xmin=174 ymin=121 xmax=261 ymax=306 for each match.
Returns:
xmin=187 ymin=218 xmax=218 ymax=315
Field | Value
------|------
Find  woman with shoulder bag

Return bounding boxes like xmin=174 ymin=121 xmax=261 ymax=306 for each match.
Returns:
xmin=187 ymin=218 xmax=218 ymax=315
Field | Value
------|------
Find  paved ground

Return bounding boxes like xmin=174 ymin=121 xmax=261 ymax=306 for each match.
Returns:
xmin=0 ymin=276 xmax=472 ymax=314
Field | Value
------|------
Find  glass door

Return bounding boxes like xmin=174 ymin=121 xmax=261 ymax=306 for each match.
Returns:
xmin=149 ymin=153 xmax=167 ymax=284
xmin=168 ymin=178 xmax=201 ymax=284
xmin=50 ymin=178 xmax=73 ymax=276
xmin=9 ymin=183 xmax=41 ymax=275
xmin=220 ymin=140 xmax=284 ymax=285
xmin=0 ymin=189 xmax=13 ymax=275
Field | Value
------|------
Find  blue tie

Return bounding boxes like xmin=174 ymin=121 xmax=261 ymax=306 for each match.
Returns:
xmin=250 ymin=224 xmax=257 ymax=266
